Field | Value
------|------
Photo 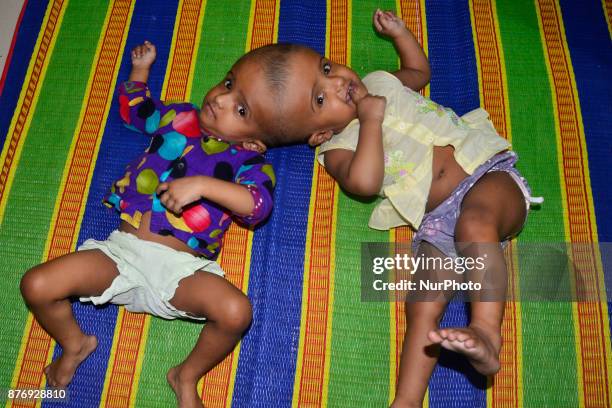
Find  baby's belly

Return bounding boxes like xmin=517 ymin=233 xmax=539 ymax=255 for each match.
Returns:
xmin=425 ymin=145 xmax=469 ymax=212
xmin=119 ymin=211 xmax=200 ymax=256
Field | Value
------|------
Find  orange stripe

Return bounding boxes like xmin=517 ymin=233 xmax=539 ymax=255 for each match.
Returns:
xmin=392 ymin=0 xmax=422 ymax=397
xmin=11 ymin=2 xmax=134 ymax=407
xmin=469 ymin=1 xmax=521 ymax=407
xmin=295 ymin=167 xmax=338 ymax=405
xmin=537 ymin=0 xmax=610 ymax=406
xmin=102 ymin=312 xmax=145 ymax=407
xmin=293 ymin=1 xmax=347 ymax=405
xmin=250 ymin=0 xmax=278 ymax=49
xmin=0 ymin=0 xmax=64 ymax=218
xmin=165 ymin=0 xmax=204 ymax=102
xmin=392 ymin=226 xmax=412 ymax=379
xmin=101 ymin=1 xmax=203 ymax=406
xmin=199 ymin=2 xmax=277 ymax=405
xmin=603 ymin=0 xmax=612 ymax=34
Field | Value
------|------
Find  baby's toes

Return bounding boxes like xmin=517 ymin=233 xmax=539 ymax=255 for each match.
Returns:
xmin=455 ymin=330 xmax=471 ymax=342
xmin=428 ymin=330 xmax=444 ymax=343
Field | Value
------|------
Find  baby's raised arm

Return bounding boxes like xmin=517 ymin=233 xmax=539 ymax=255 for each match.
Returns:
xmin=129 ymin=41 xmax=156 ymax=83
xmin=373 ymin=9 xmax=430 ymax=91
xmin=324 ymin=93 xmax=386 ymax=197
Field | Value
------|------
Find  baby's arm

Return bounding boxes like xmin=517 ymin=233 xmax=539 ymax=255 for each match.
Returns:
xmin=373 ymin=9 xmax=430 ymax=91
xmin=323 ymin=94 xmax=386 ymax=197
xmin=156 ymin=177 xmax=255 ymax=216
xmin=129 ymin=41 xmax=156 ymax=83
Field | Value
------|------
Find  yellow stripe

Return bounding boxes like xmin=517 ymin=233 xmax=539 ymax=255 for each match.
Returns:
xmin=536 ymin=0 xmax=612 ymax=405
xmin=0 ymin=0 xmax=69 ymax=226
xmin=388 ymin=229 xmax=397 ymax=406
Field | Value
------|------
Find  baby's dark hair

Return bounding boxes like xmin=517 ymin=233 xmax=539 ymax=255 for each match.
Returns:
xmin=237 ymin=43 xmax=310 ymax=147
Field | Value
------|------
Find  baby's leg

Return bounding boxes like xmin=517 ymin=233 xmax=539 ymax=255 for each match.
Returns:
xmin=166 ymin=271 xmax=252 ymax=408
xmin=20 ymin=249 xmax=119 ymax=387
xmin=428 ymin=171 xmax=526 ymax=375
xmin=393 ymin=242 xmax=452 ymax=408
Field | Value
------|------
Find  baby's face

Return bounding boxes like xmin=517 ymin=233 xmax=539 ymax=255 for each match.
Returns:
xmin=199 ymin=57 xmax=273 ymax=146
xmin=280 ymin=47 xmax=368 ymax=145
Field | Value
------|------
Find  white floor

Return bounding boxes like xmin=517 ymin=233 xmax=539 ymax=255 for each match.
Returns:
xmin=0 ymin=0 xmax=26 ymax=78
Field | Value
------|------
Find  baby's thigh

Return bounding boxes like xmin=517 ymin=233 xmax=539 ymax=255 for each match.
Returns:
xmin=22 ymin=249 xmax=119 ymax=300
xmin=170 ymin=271 xmax=251 ymax=322
xmin=457 ymin=171 xmax=526 ymax=240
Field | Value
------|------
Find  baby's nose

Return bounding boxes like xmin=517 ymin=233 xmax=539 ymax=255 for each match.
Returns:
xmin=326 ymin=75 xmax=346 ymax=93
xmin=212 ymin=92 xmax=230 ymax=108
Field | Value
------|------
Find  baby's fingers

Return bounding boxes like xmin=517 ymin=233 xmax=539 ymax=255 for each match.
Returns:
xmin=156 ymin=182 xmax=169 ymax=195
xmin=372 ymin=9 xmax=384 ymax=32
xmin=143 ymin=40 xmax=156 ymax=54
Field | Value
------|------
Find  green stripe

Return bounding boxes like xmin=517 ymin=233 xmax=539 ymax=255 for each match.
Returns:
xmin=0 ymin=0 xmax=109 ymax=389
xmin=327 ymin=2 xmax=396 ymax=406
xmin=134 ymin=2 xmax=251 ymax=405
xmin=497 ymin=0 xmax=578 ymax=406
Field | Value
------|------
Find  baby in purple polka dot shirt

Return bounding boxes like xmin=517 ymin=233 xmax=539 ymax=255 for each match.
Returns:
xmin=20 ymin=41 xmax=293 ymax=407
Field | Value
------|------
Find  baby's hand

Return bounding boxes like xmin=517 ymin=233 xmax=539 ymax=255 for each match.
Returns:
xmin=355 ymin=94 xmax=386 ymax=124
xmin=131 ymin=41 xmax=156 ymax=69
xmin=372 ymin=9 xmax=408 ymax=39
xmin=156 ymin=177 xmax=204 ymax=214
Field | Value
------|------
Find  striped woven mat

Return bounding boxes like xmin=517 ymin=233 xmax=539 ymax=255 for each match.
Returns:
xmin=0 ymin=0 xmax=611 ymax=407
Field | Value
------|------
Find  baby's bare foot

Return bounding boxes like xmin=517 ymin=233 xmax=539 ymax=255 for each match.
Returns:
xmin=44 ymin=335 xmax=97 ymax=387
xmin=428 ymin=326 xmax=501 ymax=375
xmin=167 ymin=366 xmax=204 ymax=408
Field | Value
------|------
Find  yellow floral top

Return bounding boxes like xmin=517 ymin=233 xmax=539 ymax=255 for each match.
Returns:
xmin=317 ymin=70 xmax=510 ymax=230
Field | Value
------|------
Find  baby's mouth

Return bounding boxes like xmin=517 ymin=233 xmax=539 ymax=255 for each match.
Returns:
xmin=346 ymin=82 xmax=354 ymax=103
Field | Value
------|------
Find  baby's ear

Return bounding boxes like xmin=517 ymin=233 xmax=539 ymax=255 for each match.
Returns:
xmin=307 ymin=130 xmax=333 ymax=147
xmin=242 ymin=140 xmax=267 ymax=154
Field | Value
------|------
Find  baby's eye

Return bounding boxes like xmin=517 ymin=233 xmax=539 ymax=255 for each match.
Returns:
xmin=238 ymin=105 xmax=247 ymax=117
xmin=224 ymin=79 xmax=232 ymax=89
xmin=322 ymin=62 xmax=331 ymax=75
xmin=316 ymin=94 xmax=325 ymax=106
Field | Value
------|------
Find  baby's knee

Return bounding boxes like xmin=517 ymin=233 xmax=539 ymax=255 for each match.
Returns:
xmin=455 ymin=208 xmax=498 ymax=243
xmin=20 ymin=266 xmax=50 ymax=305
xmin=219 ymin=294 xmax=252 ymax=334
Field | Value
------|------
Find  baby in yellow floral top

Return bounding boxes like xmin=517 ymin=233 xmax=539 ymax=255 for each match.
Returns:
xmin=251 ymin=8 xmax=540 ymax=407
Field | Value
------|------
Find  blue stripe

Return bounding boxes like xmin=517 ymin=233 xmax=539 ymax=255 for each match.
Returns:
xmin=558 ymin=0 xmax=612 ymax=348
xmin=425 ymin=0 xmax=486 ymax=407
xmin=231 ymin=1 xmax=326 ymax=406
xmin=0 ymin=0 xmax=47 ymax=149
xmin=44 ymin=1 xmax=178 ymax=407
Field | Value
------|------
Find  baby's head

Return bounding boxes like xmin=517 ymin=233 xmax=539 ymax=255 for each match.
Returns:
xmin=199 ymin=43 xmax=313 ymax=152
xmin=249 ymin=44 xmax=367 ymax=147
xmin=199 ymin=43 xmax=366 ymax=152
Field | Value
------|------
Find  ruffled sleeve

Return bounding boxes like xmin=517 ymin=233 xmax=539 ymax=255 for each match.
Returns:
xmin=232 ymin=154 xmax=275 ymax=226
